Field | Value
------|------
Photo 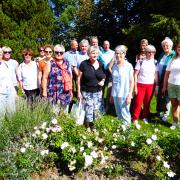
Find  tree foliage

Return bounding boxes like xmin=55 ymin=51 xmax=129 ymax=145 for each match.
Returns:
xmin=0 ymin=0 xmax=54 ymax=61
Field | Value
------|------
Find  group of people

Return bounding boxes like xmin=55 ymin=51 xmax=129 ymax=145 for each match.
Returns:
xmin=0 ymin=36 xmax=179 ymax=130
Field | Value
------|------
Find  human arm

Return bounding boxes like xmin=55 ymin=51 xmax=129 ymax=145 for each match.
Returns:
xmin=108 ymin=58 xmax=114 ymax=74
xmin=126 ymin=68 xmax=134 ymax=105
xmin=76 ymin=70 xmax=83 ymax=100
xmin=134 ymin=70 xmax=139 ymax=95
xmin=42 ymin=63 xmax=50 ymax=97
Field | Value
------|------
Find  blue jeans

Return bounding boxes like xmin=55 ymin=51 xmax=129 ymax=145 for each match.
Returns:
xmin=113 ymin=97 xmax=131 ymax=127
xmin=82 ymin=91 xmax=102 ymax=122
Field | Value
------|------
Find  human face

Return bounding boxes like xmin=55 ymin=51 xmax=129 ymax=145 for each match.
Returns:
xmin=3 ymin=49 xmax=12 ymax=60
xmin=71 ymin=41 xmax=78 ymax=51
xmin=54 ymin=47 xmax=65 ymax=60
xmin=39 ymin=48 xmax=45 ymax=57
xmin=44 ymin=47 xmax=53 ymax=60
xmin=162 ymin=42 xmax=172 ymax=55
xmin=91 ymin=38 xmax=98 ymax=47
xmin=176 ymin=44 xmax=180 ymax=56
xmin=140 ymin=43 xmax=147 ymax=52
xmin=24 ymin=52 xmax=32 ymax=62
xmin=146 ymin=50 xmax=155 ymax=60
xmin=89 ymin=50 xmax=98 ymax=62
xmin=115 ymin=51 xmax=125 ymax=63
xmin=80 ymin=43 xmax=88 ymax=54
xmin=103 ymin=41 xmax=110 ymax=52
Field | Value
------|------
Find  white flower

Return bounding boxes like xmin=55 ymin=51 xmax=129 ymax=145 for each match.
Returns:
xmin=71 ymin=147 xmax=76 ymax=154
xmin=90 ymin=151 xmax=98 ymax=158
xmin=61 ymin=142 xmax=69 ymax=149
xmin=104 ymin=146 xmax=108 ymax=151
xmin=87 ymin=127 xmax=91 ymax=132
xmin=131 ymin=141 xmax=135 ymax=147
xmin=163 ymin=161 xmax=170 ymax=169
xmin=80 ymin=147 xmax=84 ymax=152
xmin=121 ymin=125 xmax=126 ymax=131
xmin=117 ymin=129 xmax=120 ymax=133
xmin=40 ymin=149 xmax=49 ymax=156
xmin=122 ymin=135 xmax=126 ymax=140
xmin=151 ymin=134 xmax=157 ymax=141
xmin=146 ymin=138 xmax=152 ymax=145
xmin=167 ymin=171 xmax=176 ymax=177
xmin=70 ymin=160 xmax=76 ymax=165
xmin=51 ymin=127 xmax=58 ymax=132
xmin=156 ymin=155 xmax=161 ymax=161
xmin=34 ymin=126 xmax=38 ymax=130
xmin=20 ymin=147 xmax=26 ymax=153
xmin=98 ymin=138 xmax=103 ymax=143
xmin=82 ymin=135 xmax=86 ymax=140
xmin=42 ymin=133 xmax=48 ymax=139
xmin=113 ymin=133 xmax=117 ymax=137
xmin=84 ymin=155 xmax=93 ymax=167
xmin=83 ymin=152 xmax=87 ymax=157
xmin=114 ymin=138 xmax=117 ymax=142
xmin=56 ymin=126 xmax=62 ymax=132
xmin=51 ymin=118 xmax=57 ymax=125
xmin=100 ymin=155 xmax=106 ymax=164
xmin=69 ymin=165 xmax=76 ymax=171
xmin=35 ymin=129 xmax=41 ymax=135
xmin=112 ymin=145 xmax=116 ymax=149
xmin=41 ymin=122 xmax=47 ymax=129
xmin=32 ymin=133 xmax=36 ymax=137
xmin=46 ymin=128 xmax=51 ymax=133
xmin=25 ymin=142 xmax=30 ymax=148
xmin=87 ymin=141 xmax=93 ymax=148
xmin=154 ymin=128 xmax=159 ymax=132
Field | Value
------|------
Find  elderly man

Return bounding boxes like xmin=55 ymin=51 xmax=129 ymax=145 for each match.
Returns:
xmin=2 ymin=46 xmax=19 ymax=92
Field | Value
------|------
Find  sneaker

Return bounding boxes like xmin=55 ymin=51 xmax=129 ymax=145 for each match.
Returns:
xmin=134 ymin=120 xmax=141 ymax=130
xmin=162 ymin=115 xmax=168 ymax=122
xmin=170 ymin=122 xmax=179 ymax=130
xmin=143 ymin=118 xmax=149 ymax=124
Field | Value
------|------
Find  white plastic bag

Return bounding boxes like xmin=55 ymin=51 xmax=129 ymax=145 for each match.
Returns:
xmin=71 ymin=99 xmax=85 ymax=125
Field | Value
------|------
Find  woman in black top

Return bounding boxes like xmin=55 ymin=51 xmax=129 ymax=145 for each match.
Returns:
xmin=77 ymin=46 xmax=106 ymax=128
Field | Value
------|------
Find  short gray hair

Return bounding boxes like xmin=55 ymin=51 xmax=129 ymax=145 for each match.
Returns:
xmin=161 ymin=37 xmax=173 ymax=47
xmin=115 ymin=45 xmax=128 ymax=53
xmin=2 ymin=46 xmax=12 ymax=52
xmin=79 ymin=39 xmax=89 ymax=47
xmin=145 ymin=45 xmax=156 ymax=52
xmin=54 ymin=44 xmax=65 ymax=52
xmin=87 ymin=46 xmax=99 ymax=56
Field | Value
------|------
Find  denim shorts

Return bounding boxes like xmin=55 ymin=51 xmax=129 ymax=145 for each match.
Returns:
xmin=168 ymin=83 xmax=180 ymax=100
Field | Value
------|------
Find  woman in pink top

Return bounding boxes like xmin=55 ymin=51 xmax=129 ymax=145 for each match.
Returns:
xmin=132 ymin=45 xmax=158 ymax=129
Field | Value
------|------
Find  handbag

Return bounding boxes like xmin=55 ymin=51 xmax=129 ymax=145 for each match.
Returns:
xmin=71 ymin=99 xmax=85 ymax=125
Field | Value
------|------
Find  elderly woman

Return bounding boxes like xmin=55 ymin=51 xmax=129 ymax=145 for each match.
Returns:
xmin=162 ymin=41 xmax=180 ymax=129
xmin=156 ymin=37 xmax=175 ymax=121
xmin=2 ymin=46 xmax=19 ymax=92
xmin=111 ymin=45 xmax=134 ymax=127
xmin=17 ymin=48 xmax=39 ymax=104
xmin=77 ymin=46 xmax=106 ymax=128
xmin=132 ymin=45 xmax=158 ymax=129
xmin=42 ymin=44 xmax=73 ymax=114
xmin=0 ymin=48 xmax=16 ymax=116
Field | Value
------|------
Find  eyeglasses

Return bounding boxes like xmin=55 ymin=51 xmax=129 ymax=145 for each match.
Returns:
xmin=4 ymin=51 xmax=12 ymax=54
xmin=39 ymin=49 xmax=44 ymax=52
xmin=45 ymin=51 xmax=52 ymax=54
xmin=24 ymin=53 xmax=32 ymax=56
xmin=147 ymin=51 xmax=155 ymax=54
xmin=55 ymin=51 xmax=64 ymax=55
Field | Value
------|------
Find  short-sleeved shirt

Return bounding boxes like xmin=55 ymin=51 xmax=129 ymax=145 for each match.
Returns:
xmin=5 ymin=59 xmax=19 ymax=86
xmin=166 ymin=57 xmax=180 ymax=85
xmin=76 ymin=52 xmax=89 ymax=68
xmin=38 ymin=59 xmax=50 ymax=72
xmin=135 ymin=58 xmax=156 ymax=84
xmin=79 ymin=60 xmax=106 ymax=92
xmin=65 ymin=50 xmax=79 ymax=68
xmin=18 ymin=61 xmax=39 ymax=90
xmin=111 ymin=61 xmax=133 ymax=98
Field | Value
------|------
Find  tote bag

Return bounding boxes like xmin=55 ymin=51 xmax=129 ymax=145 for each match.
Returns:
xmin=71 ymin=99 xmax=85 ymax=125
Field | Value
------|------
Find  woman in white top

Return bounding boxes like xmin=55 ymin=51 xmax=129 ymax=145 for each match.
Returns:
xmin=132 ymin=45 xmax=158 ymax=129
xmin=0 ymin=48 xmax=16 ymax=116
xmin=162 ymin=41 xmax=180 ymax=128
xmin=17 ymin=48 xmax=39 ymax=104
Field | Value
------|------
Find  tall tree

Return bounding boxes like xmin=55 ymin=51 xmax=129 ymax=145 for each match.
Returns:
xmin=0 ymin=0 xmax=54 ymax=60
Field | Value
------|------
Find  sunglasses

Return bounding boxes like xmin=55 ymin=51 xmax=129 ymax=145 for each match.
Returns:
xmin=55 ymin=51 xmax=64 ymax=55
xmin=39 ymin=49 xmax=44 ymax=52
xmin=24 ymin=53 xmax=32 ymax=56
xmin=45 ymin=51 xmax=52 ymax=54
xmin=147 ymin=51 xmax=155 ymax=54
xmin=4 ymin=51 xmax=12 ymax=54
